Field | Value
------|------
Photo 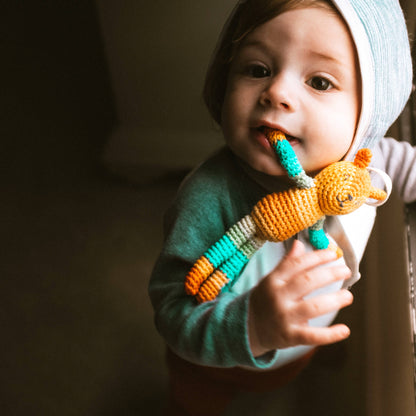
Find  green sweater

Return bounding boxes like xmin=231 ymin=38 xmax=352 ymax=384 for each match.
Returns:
xmin=149 ymin=147 xmax=283 ymax=368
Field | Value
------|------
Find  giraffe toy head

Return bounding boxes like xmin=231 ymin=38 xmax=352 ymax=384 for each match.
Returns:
xmin=315 ymin=148 xmax=387 ymax=216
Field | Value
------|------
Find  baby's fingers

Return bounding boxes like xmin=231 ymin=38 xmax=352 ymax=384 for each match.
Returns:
xmin=276 ymin=240 xmax=338 ymax=283
xmin=284 ymin=265 xmax=351 ymax=298
xmin=293 ymin=323 xmax=351 ymax=346
xmin=296 ymin=289 xmax=354 ymax=320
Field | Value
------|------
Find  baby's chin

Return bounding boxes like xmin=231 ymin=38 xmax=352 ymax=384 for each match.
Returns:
xmin=251 ymin=160 xmax=292 ymax=178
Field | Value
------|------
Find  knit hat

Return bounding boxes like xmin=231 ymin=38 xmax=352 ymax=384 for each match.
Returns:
xmin=331 ymin=0 xmax=413 ymax=160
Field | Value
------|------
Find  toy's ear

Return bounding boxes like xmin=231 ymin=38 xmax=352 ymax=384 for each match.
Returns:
xmin=353 ymin=148 xmax=372 ymax=168
xmin=368 ymin=187 xmax=387 ymax=202
xmin=366 ymin=167 xmax=392 ymax=207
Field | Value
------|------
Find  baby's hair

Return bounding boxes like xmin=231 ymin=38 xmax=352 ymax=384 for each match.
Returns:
xmin=203 ymin=0 xmax=339 ymax=125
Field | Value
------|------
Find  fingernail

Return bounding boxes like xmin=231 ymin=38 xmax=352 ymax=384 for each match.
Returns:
xmin=342 ymin=327 xmax=351 ymax=337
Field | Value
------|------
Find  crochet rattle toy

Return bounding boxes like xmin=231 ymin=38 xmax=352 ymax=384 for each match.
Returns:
xmin=185 ymin=128 xmax=388 ymax=303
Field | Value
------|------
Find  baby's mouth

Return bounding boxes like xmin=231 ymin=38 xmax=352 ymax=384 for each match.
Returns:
xmin=258 ymin=126 xmax=301 ymax=146
xmin=287 ymin=136 xmax=301 ymax=147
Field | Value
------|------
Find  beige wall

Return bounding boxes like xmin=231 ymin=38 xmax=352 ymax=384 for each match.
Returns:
xmin=95 ymin=1 xmax=236 ymax=177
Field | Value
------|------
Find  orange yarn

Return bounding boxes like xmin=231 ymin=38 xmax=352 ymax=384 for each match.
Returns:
xmin=264 ymin=128 xmax=286 ymax=146
xmin=196 ymin=270 xmax=229 ymax=303
xmin=252 ymin=188 xmax=320 ymax=241
xmin=185 ymin=257 xmax=214 ymax=296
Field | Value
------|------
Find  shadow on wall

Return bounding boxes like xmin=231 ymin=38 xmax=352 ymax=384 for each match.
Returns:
xmin=2 ymin=1 xmax=117 ymax=187
xmin=96 ymin=1 xmax=236 ymax=183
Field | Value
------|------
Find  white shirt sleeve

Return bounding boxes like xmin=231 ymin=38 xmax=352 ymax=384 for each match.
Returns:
xmin=374 ymin=138 xmax=416 ymax=203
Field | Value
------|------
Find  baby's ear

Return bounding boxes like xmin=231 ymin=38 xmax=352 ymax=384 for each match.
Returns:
xmin=353 ymin=148 xmax=372 ymax=168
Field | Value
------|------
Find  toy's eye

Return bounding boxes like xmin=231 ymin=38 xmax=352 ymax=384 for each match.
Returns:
xmin=336 ymin=194 xmax=353 ymax=208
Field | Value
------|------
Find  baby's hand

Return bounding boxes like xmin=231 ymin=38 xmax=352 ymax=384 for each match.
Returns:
xmin=248 ymin=240 xmax=353 ymax=357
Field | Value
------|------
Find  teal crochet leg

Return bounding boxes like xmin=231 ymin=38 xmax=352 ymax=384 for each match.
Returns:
xmin=220 ymin=236 xmax=265 ymax=291
xmin=196 ymin=236 xmax=265 ymax=302
xmin=308 ymin=218 xmax=329 ymax=250
xmin=272 ymin=140 xmax=314 ymax=189
xmin=203 ymin=215 xmax=256 ymax=268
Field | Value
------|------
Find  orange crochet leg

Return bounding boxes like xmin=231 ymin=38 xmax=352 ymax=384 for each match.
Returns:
xmin=185 ymin=256 xmax=214 ymax=296
xmin=196 ymin=270 xmax=229 ymax=303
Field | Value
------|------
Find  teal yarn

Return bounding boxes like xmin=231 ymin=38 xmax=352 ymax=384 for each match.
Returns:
xmin=204 ymin=234 xmax=237 ymax=268
xmin=219 ymin=250 xmax=249 ymax=281
xmin=273 ymin=140 xmax=303 ymax=178
xmin=205 ymin=217 xmax=258 ymax=267
xmin=308 ymin=228 xmax=329 ymax=250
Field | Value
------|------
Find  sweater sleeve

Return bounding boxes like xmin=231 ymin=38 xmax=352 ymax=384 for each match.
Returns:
xmin=375 ymin=138 xmax=416 ymax=203
xmin=148 ymin=150 xmax=279 ymax=369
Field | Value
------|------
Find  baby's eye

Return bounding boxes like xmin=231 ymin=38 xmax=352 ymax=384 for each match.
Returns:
xmin=246 ymin=65 xmax=270 ymax=78
xmin=307 ymin=76 xmax=333 ymax=91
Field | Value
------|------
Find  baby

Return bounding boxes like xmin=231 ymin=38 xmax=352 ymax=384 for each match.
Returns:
xmin=149 ymin=0 xmax=415 ymax=414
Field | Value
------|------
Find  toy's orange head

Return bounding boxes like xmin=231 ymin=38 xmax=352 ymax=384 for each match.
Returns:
xmin=315 ymin=149 xmax=387 ymax=216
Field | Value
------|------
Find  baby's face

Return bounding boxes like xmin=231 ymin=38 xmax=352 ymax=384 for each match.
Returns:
xmin=221 ymin=7 xmax=360 ymax=176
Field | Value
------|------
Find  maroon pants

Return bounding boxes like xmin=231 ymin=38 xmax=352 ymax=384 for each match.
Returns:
xmin=165 ymin=348 xmax=315 ymax=415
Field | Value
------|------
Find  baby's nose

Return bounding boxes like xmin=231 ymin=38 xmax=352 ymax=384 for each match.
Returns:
xmin=259 ymin=74 xmax=297 ymax=112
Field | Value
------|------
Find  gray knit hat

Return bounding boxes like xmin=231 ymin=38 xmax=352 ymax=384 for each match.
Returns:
xmin=331 ymin=0 xmax=413 ymax=160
